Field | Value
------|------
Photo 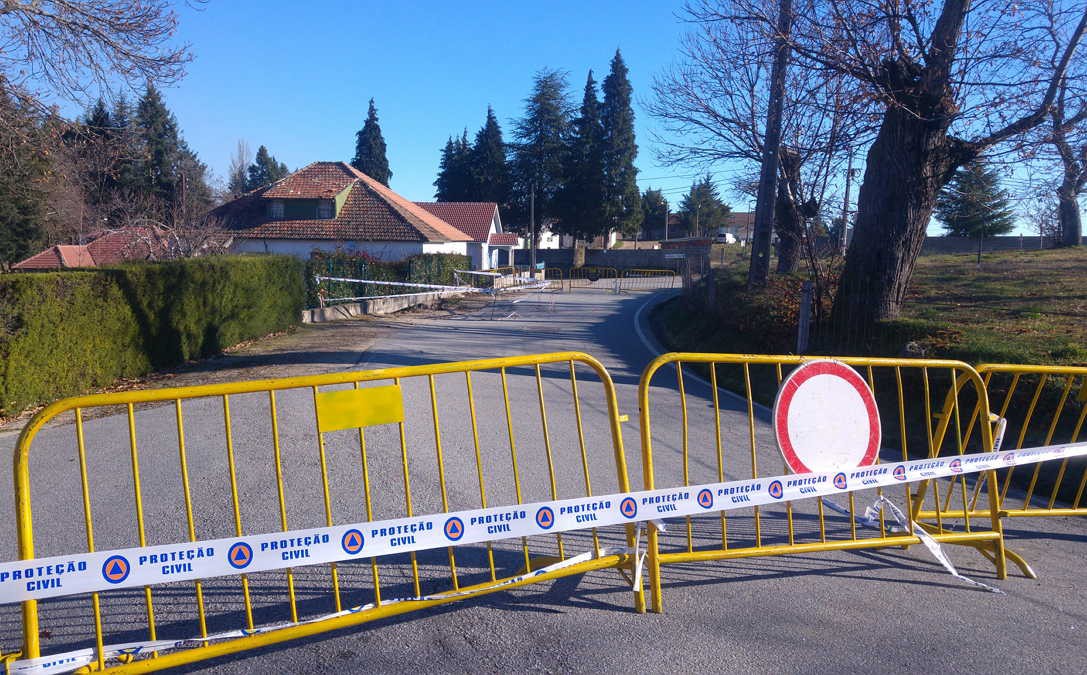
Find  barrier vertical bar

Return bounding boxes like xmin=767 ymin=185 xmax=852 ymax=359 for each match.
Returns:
xmin=222 ymin=395 xmax=255 ymax=629
xmin=175 ymin=400 xmax=209 ymax=639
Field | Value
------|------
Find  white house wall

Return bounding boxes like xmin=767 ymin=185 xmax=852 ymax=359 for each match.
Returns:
xmin=231 ymin=239 xmax=467 ymax=261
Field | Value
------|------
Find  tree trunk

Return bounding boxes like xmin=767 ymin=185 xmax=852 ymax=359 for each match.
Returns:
xmin=774 ymin=152 xmax=804 ymax=275
xmin=830 ymin=106 xmax=959 ymax=337
xmin=1058 ymin=180 xmax=1082 ymax=247
xmin=747 ymin=0 xmax=792 ymax=289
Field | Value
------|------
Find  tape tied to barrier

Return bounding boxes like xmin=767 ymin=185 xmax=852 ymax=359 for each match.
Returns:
xmin=2 ymin=442 xmax=1083 ymax=606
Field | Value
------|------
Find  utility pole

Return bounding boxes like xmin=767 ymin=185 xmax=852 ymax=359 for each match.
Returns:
xmin=664 ymin=207 xmax=669 ymax=242
xmin=747 ymin=0 xmax=793 ymax=289
xmin=839 ymin=149 xmax=853 ymax=256
xmin=529 ymin=183 xmax=536 ymax=271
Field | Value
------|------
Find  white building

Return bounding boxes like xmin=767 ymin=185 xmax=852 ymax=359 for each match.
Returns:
xmin=414 ymin=202 xmax=516 ymax=270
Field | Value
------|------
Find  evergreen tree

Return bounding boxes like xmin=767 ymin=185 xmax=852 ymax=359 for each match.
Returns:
xmin=244 ymin=145 xmax=289 ymax=191
xmin=0 ymin=91 xmax=47 ymax=265
xmin=227 ymin=140 xmax=250 ymax=197
xmin=131 ymin=84 xmax=212 ymax=224
xmin=469 ymin=106 xmax=509 ymax=205
xmin=679 ymin=175 xmax=730 ymax=237
xmin=935 ymin=159 xmax=1016 ymax=261
xmin=601 ymin=50 xmax=642 ymax=237
xmin=509 ymin=69 xmax=571 ymax=232
xmin=133 ymin=83 xmax=182 ymax=213
xmin=434 ymin=130 xmax=473 ymax=201
xmin=110 ymin=94 xmax=140 ymax=197
xmin=352 ymin=98 xmax=392 ymax=186
xmin=641 ymin=187 xmax=669 ymax=239
xmin=555 ymin=71 xmax=607 ymax=240
xmin=79 ymin=98 xmax=119 ymax=212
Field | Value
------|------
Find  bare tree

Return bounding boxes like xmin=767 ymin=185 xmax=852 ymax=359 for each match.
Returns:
xmin=0 ymin=1 xmax=193 ymax=107
xmin=649 ymin=0 xmax=875 ymax=276
xmin=1043 ymin=9 xmax=1087 ymax=247
xmin=721 ymin=0 xmax=1087 ymax=337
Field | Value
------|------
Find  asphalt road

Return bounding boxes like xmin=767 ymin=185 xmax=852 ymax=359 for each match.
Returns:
xmin=0 ymin=284 xmax=1084 ymax=674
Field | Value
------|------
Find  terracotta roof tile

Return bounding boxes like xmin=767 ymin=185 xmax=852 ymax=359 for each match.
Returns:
xmin=262 ymin=162 xmax=355 ymax=199
xmin=414 ymin=202 xmax=499 ymax=242
xmin=217 ymin=162 xmax=470 ymax=244
xmin=11 ymin=226 xmax=165 ymax=270
xmin=487 ymin=232 xmax=518 ymax=246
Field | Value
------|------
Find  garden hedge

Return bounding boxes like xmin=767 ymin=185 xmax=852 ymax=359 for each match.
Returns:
xmin=0 ymin=255 xmax=304 ymax=416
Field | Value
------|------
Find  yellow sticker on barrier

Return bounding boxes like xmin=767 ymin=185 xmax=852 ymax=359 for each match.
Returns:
xmin=316 ymin=385 xmax=404 ymax=432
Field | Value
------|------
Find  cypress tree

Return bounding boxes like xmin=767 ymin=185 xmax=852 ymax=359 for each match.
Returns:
xmin=352 ymin=98 xmax=392 ymax=186
xmin=509 ymin=69 xmax=571 ymax=231
xmin=641 ymin=187 xmax=669 ymax=239
xmin=556 ymin=71 xmax=607 ymax=240
xmin=601 ymin=49 xmax=642 ymax=237
xmin=434 ymin=130 xmax=473 ymax=201
xmin=679 ymin=175 xmax=730 ymax=237
xmin=245 ymin=145 xmax=289 ymax=191
xmin=469 ymin=106 xmax=510 ymax=206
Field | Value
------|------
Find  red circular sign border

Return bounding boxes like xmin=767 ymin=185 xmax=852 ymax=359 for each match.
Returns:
xmin=773 ymin=360 xmax=881 ymax=474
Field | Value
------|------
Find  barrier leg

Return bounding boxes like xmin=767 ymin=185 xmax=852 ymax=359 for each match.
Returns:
xmin=648 ymin=525 xmax=663 ymax=613
xmin=986 ymin=468 xmax=1009 ymax=579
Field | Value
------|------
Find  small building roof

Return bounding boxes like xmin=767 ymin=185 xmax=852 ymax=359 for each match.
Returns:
xmin=213 ymin=162 xmax=470 ymax=243
xmin=414 ymin=202 xmax=499 ymax=243
xmin=487 ymin=232 xmax=518 ymax=246
xmin=12 ymin=227 xmax=165 ymax=271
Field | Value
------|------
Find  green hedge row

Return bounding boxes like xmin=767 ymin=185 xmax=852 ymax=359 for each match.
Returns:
xmin=0 ymin=255 xmax=304 ymax=416
xmin=305 ymin=251 xmax=470 ymax=306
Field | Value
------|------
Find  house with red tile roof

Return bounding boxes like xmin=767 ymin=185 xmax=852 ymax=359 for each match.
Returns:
xmin=211 ymin=162 xmax=472 ymax=262
xmin=11 ymin=226 xmax=170 ymax=271
xmin=413 ymin=202 xmax=514 ymax=270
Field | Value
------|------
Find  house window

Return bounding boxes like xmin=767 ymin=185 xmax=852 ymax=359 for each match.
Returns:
xmin=268 ymin=200 xmax=285 ymax=219
xmin=317 ymin=199 xmax=334 ymax=219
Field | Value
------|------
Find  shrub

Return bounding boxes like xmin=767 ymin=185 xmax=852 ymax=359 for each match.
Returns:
xmin=0 ymin=255 xmax=304 ymax=416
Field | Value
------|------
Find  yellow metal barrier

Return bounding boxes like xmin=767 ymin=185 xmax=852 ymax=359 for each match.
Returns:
xmin=543 ymin=267 xmax=565 ymax=291
xmin=619 ymin=269 xmax=678 ymax=291
xmin=941 ymin=364 xmax=1086 ymax=519
xmin=638 ymin=353 xmax=1009 ymax=613
xmin=567 ymin=266 xmax=620 ymax=290
xmin=12 ymin=352 xmax=640 ymax=671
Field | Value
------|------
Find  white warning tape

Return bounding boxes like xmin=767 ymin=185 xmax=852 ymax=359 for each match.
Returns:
xmin=8 ymin=546 xmax=629 ymax=675
xmin=1 ymin=443 xmax=1082 ymax=607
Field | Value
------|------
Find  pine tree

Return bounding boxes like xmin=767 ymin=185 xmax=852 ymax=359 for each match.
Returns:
xmin=131 ymin=84 xmax=212 ymax=224
xmin=352 ymin=99 xmax=392 ymax=186
xmin=469 ymin=106 xmax=509 ymax=206
xmin=509 ymin=69 xmax=571 ymax=232
xmin=245 ymin=145 xmax=289 ymax=191
xmin=601 ymin=50 xmax=642 ymax=237
xmin=555 ymin=71 xmax=607 ymax=240
xmin=433 ymin=130 xmax=473 ymax=201
xmin=133 ymin=83 xmax=182 ymax=214
xmin=935 ymin=159 xmax=1016 ymax=261
xmin=679 ymin=175 xmax=730 ymax=237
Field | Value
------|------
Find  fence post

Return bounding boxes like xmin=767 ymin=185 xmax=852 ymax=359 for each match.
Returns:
xmin=796 ymin=280 xmax=813 ymax=354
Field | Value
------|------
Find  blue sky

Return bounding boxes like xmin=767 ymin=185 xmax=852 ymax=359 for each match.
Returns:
xmin=146 ymin=0 xmax=741 ymax=210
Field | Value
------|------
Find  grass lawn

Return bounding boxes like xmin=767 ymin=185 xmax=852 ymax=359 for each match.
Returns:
xmin=655 ymin=246 xmax=1087 ymax=366
xmin=899 ymin=248 xmax=1087 ymax=364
